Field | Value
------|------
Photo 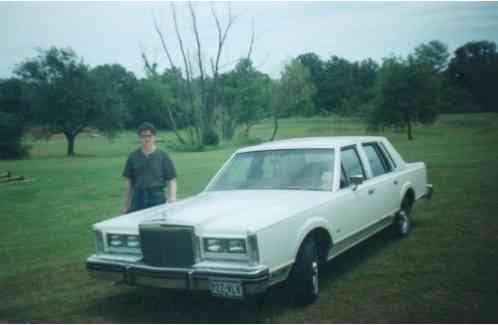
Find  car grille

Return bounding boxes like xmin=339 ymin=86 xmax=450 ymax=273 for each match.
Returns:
xmin=139 ymin=224 xmax=195 ymax=267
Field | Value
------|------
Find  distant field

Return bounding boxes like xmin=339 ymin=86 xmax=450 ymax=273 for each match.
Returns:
xmin=1 ymin=114 xmax=497 ymax=323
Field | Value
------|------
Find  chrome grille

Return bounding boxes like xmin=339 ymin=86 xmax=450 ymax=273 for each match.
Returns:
xmin=139 ymin=224 xmax=195 ymax=267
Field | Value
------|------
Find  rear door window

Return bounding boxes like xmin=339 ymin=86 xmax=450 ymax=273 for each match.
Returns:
xmin=362 ymin=143 xmax=392 ymax=177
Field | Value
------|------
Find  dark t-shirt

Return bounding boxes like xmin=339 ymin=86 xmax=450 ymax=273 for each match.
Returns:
xmin=122 ymin=148 xmax=176 ymax=190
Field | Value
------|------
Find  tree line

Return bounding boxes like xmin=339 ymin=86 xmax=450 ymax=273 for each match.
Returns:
xmin=1 ymin=37 xmax=498 ymax=158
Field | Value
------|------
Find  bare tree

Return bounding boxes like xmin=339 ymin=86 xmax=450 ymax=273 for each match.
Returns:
xmin=148 ymin=2 xmax=254 ymax=147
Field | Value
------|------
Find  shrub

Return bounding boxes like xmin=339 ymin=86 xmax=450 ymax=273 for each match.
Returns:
xmin=0 ymin=112 xmax=29 ymax=159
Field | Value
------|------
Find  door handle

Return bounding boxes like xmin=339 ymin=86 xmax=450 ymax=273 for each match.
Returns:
xmin=393 ymin=180 xmax=398 ymax=185
xmin=368 ymin=188 xmax=376 ymax=195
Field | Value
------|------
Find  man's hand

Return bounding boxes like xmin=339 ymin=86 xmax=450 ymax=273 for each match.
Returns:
xmin=168 ymin=178 xmax=177 ymax=203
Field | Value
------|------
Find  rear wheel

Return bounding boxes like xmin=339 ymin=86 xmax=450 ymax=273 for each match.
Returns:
xmin=290 ymin=238 xmax=319 ymax=306
xmin=392 ymin=197 xmax=413 ymax=236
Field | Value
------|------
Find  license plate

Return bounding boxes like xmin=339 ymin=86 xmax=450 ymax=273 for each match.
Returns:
xmin=209 ymin=279 xmax=243 ymax=299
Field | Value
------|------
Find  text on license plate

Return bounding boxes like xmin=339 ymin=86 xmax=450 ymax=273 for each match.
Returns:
xmin=209 ymin=279 xmax=243 ymax=298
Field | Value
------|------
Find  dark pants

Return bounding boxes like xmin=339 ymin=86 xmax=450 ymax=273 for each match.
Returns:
xmin=130 ymin=188 xmax=166 ymax=212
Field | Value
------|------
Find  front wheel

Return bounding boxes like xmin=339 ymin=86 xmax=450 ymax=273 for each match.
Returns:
xmin=289 ymin=238 xmax=319 ymax=306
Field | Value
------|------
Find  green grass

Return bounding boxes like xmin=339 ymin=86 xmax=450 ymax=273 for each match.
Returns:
xmin=1 ymin=114 xmax=497 ymax=323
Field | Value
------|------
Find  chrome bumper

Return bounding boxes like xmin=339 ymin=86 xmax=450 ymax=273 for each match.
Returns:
xmin=425 ymin=184 xmax=433 ymax=200
xmin=86 ymin=255 xmax=270 ymax=297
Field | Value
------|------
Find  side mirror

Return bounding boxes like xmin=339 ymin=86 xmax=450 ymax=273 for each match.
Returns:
xmin=350 ymin=174 xmax=364 ymax=190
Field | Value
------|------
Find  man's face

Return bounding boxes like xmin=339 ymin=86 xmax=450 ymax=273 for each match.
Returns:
xmin=139 ymin=130 xmax=155 ymax=150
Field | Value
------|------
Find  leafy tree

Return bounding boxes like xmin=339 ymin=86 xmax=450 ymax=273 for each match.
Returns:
xmin=447 ymin=40 xmax=498 ymax=112
xmin=91 ymin=64 xmax=138 ymax=128
xmin=128 ymin=78 xmax=175 ymax=130
xmin=413 ymin=40 xmax=450 ymax=73
xmin=15 ymin=47 xmax=126 ymax=156
xmin=0 ymin=79 xmax=32 ymax=159
xmin=270 ymin=59 xmax=315 ymax=140
xmin=297 ymin=52 xmax=324 ymax=113
xmin=368 ymin=56 xmax=439 ymax=140
xmin=220 ymin=59 xmax=271 ymax=139
xmin=321 ymin=56 xmax=355 ymax=114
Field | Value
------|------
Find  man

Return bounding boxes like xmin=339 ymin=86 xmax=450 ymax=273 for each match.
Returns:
xmin=122 ymin=122 xmax=177 ymax=213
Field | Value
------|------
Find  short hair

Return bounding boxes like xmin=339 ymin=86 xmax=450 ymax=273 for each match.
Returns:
xmin=137 ymin=122 xmax=156 ymax=136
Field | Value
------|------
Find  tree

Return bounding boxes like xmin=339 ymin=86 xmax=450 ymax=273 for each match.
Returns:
xmin=128 ymin=78 xmax=175 ymax=130
xmin=321 ymin=56 xmax=355 ymax=114
xmin=413 ymin=40 xmax=450 ymax=73
xmin=368 ymin=56 xmax=439 ymax=140
xmin=15 ymin=47 xmax=126 ymax=156
xmin=297 ymin=52 xmax=324 ymax=113
xmin=220 ymin=59 xmax=271 ymax=139
xmin=447 ymin=40 xmax=498 ymax=112
xmin=150 ymin=3 xmax=256 ymax=147
xmin=91 ymin=64 xmax=138 ymax=128
xmin=270 ymin=59 xmax=315 ymax=141
xmin=0 ymin=79 xmax=32 ymax=159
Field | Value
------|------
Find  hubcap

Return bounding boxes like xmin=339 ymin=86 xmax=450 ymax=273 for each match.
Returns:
xmin=399 ymin=210 xmax=409 ymax=234
xmin=312 ymin=261 xmax=319 ymax=295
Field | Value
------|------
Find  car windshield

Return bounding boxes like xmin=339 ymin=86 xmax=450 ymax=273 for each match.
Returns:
xmin=208 ymin=149 xmax=335 ymax=191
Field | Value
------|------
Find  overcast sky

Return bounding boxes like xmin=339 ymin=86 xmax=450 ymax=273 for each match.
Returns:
xmin=2 ymin=1 xmax=498 ymax=79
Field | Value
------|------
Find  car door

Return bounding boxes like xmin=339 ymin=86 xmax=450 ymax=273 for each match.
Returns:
xmin=359 ymin=142 xmax=400 ymax=224
xmin=328 ymin=145 xmax=371 ymax=245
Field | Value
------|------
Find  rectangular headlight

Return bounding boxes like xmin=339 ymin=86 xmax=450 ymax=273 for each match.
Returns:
xmin=126 ymin=235 xmax=140 ymax=248
xmin=203 ymin=238 xmax=247 ymax=254
xmin=228 ymin=239 xmax=246 ymax=253
xmin=204 ymin=238 xmax=225 ymax=253
xmin=107 ymin=234 xmax=125 ymax=247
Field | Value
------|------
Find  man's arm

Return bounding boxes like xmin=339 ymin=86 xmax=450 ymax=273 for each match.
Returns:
xmin=167 ymin=178 xmax=177 ymax=203
xmin=123 ymin=178 xmax=132 ymax=213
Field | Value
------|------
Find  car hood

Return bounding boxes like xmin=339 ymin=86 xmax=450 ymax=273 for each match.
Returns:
xmin=94 ymin=190 xmax=332 ymax=235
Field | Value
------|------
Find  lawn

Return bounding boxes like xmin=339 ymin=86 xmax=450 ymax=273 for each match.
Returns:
xmin=1 ymin=114 xmax=497 ymax=323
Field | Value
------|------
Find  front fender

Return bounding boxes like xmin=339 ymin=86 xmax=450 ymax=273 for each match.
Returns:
xmin=293 ymin=216 xmax=333 ymax=261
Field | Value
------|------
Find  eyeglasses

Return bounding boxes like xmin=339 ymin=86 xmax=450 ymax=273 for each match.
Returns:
xmin=139 ymin=133 xmax=154 ymax=139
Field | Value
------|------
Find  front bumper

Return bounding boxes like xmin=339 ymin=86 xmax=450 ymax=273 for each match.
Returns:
xmin=86 ymin=255 xmax=270 ymax=297
xmin=425 ymin=184 xmax=434 ymax=200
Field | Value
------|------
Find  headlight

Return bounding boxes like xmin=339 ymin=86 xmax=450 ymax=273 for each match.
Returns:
xmin=126 ymin=235 xmax=140 ymax=248
xmin=205 ymin=238 xmax=224 ymax=252
xmin=203 ymin=238 xmax=247 ymax=254
xmin=108 ymin=234 xmax=124 ymax=247
xmin=228 ymin=239 xmax=246 ymax=253
xmin=107 ymin=234 xmax=141 ymax=248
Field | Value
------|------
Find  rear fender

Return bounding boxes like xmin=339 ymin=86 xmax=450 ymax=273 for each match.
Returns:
xmin=400 ymin=182 xmax=414 ymax=204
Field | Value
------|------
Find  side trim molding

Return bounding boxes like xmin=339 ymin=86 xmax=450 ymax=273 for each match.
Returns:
xmin=327 ymin=214 xmax=394 ymax=261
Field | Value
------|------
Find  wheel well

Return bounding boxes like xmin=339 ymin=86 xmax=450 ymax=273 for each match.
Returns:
xmin=303 ymin=228 xmax=332 ymax=265
xmin=403 ymin=188 xmax=415 ymax=209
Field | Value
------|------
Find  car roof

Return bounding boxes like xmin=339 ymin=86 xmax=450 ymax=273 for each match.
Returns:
xmin=237 ymin=136 xmax=387 ymax=153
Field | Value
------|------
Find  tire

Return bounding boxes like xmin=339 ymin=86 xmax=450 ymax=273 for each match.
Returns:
xmin=290 ymin=238 xmax=319 ymax=306
xmin=392 ymin=197 xmax=412 ymax=237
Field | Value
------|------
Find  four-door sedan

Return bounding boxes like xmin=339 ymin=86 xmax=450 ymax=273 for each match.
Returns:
xmin=86 ymin=136 xmax=433 ymax=305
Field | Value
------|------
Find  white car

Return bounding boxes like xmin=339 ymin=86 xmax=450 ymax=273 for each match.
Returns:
xmin=86 ymin=136 xmax=433 ymax=305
